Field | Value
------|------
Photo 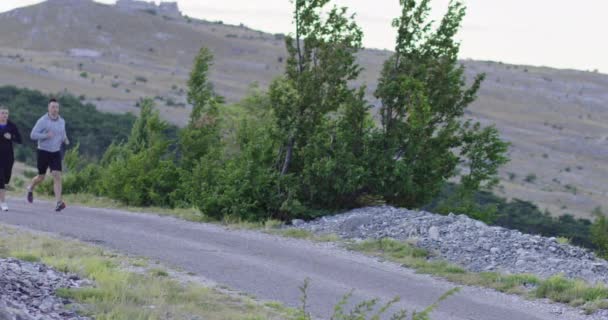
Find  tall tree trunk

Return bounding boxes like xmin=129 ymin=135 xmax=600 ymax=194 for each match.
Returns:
xmin=281 ymin=137 xmax=295 ymax=175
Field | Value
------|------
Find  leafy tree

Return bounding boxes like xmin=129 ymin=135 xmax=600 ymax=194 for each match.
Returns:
xmin=180 ymin=47 xmax=223 ymax=170
xmin=372 ymin=0 xmax=509 ymax=207
xmin=591 ymin=208 xmax=608 ymax=258
xmin=270 ymin=0 xmax=363 ymax=176
xmin=298 ymin=88 xmax=375 ymax=209
xmin=99 ymin=99 xmax=179 ymax=207
xmin=186 ymin=118 xmax=283 ymax=220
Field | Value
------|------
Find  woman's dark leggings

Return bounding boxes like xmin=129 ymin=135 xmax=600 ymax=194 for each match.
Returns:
xmin=0 ymin=161 xmax=13 ymax=190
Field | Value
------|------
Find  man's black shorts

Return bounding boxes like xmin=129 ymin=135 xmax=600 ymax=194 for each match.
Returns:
xmin=37 ymin=149 xmax=62 ymax=175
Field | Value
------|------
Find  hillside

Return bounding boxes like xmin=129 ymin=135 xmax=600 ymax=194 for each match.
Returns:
xmin=0 ymin=0 xmax=607 ymax=219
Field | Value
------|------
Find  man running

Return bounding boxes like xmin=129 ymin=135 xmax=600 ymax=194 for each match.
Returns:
xmin=0 ymin=105 xmax=22 ymax=211
xmin=27 ymin=98 xmax=69 ymax=212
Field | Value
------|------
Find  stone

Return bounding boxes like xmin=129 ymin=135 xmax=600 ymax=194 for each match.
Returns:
xmin=291 ymin=219 xmax=305 ymax=227
xmin=0 ymin=258 xmax=91 ymax=320
xmin=428 ymin=226 xmax=440 ymax=241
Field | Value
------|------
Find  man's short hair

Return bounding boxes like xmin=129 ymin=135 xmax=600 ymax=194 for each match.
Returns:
xmin=49 ymin=98 xmax=58 ymax=104
xmin=0 ymin=104 xmax=8 ymax=111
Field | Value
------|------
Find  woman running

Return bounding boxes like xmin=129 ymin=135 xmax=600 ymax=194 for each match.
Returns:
xmin=0 ymin=105 xmax=22 ymax=211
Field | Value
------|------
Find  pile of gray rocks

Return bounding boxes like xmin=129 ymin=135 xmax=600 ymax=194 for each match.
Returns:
xmin=293 ymin=206 xmax=608 ymax=284
xmin=0 ymin=258 xmax=91 ymax=320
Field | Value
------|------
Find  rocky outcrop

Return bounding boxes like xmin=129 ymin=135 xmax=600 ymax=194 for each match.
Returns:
xmin=0 ymin=258 xmax=90 ymax=320
xmin=115 ymin=0 xmax=181 ymax=18
xmin=294 ymin=206 xmax=608 ymax=284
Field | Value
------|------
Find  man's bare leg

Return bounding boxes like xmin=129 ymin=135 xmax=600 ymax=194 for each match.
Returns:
xmin=26 ymin=174 xmax=45 ymax=203
xmin=28 ymin=175 xmax=45 ymax=191
xmin=52 ymin=171 xmax=62 ymax=204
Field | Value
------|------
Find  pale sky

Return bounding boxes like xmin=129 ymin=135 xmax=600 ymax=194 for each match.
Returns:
xmin=1 ymin=0 xmax=607 ymax=73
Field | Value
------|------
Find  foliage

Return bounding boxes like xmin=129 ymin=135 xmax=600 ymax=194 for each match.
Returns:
xmin=371 ymin=0 xmax=509 ymax=208
xmin=179 ymin=47 xmax=222 ymax=171
xmin=425 ymin=183 xmax=595 ymax=249
xmin=295 ymin=278 xmax=459 ymax=320
xmin=270 ymin=0 xmax=363 ymax=177
xmin=97 ymin=99 xmax=180 ymax=207
xmin=591 ymin=209 xmax=608 ymax=258
xmin=35 ymin=0 xmax=510 ymax=225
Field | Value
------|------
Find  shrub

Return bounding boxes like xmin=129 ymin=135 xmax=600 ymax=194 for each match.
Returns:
xmin=592 ymin=211 xmax=608 ymax=258
xmin=296 ymin=278 xmax=459 ymax=320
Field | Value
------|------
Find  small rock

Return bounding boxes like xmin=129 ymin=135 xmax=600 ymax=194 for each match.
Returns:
xmin=291 ymin=219 xmax=305 ymax=227
xmin=428 ymin=226 xmax=440 ymax=241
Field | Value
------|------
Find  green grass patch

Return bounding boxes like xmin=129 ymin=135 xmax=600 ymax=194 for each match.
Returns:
xmin=12 ymin=251 xmax=41 ymax=262
xmin=277 ymin=229 xmax=314 ymax=239
xmin=271 ymin=229 xmax=340 ymax=243
xmin=219 ymin=215 xmax=283 ymax=231
xmin=8 ymin=191 xmax=205 ymax=223
xmin=348 ymin=238 xmax=608 ymax=312
xmin=148 ymin=268 xmax=169 ymax=277
xmin=535 ymin=276 xmax=608 ymax=305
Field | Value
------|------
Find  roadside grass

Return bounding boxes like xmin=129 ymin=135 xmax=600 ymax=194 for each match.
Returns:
xmin=291 ymin=278 xmax=459 ymax=320
xmin=556 ymin=237 xmax=572 ymax=245
xmin=348 ymin=238 xmax=608 ymax=314
xmin=7 ymin=191 xmax=341 ymax=242
xmin=8 ymin=191 xmax=608 ymax=314
xmin=269 ymin=228 xmax=340 ymax=242
xmin=7 ymin=191 xmax=205 ymax=222
xmin=0 ymin=225 xmax=295 ymax=320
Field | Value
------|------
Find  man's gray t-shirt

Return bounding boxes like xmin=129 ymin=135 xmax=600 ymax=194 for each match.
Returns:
xmin=30 ymin=114 xmax=67 ymax=152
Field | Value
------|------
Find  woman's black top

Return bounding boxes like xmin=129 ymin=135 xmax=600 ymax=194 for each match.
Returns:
xmin=0 ymin=121 xmax=22 ymax=164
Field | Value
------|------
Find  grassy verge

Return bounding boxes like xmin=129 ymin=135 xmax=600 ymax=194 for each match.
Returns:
xmin=6 ymin=191 xmax=336 ymax=242
xmin=0 ymin=225 xmax=296 ymax=320
xmin=7 ymin=190 xmax=205 ymax=222
xmin=348 ymin=238 xmax=608 ymax=314
xmin=268 ymin=229 xmax=340 ymax=242
xmin=8 ymin=190 xmax=606 ymax=314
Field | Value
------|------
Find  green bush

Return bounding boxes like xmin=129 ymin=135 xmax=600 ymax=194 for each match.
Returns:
xmin=97 ymin=101 xmax=179 ymax=208
xmin=180 ymin=119 xmax=289 ymax=220
xmin=591 ymin=211 xmax=608 ymax=258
